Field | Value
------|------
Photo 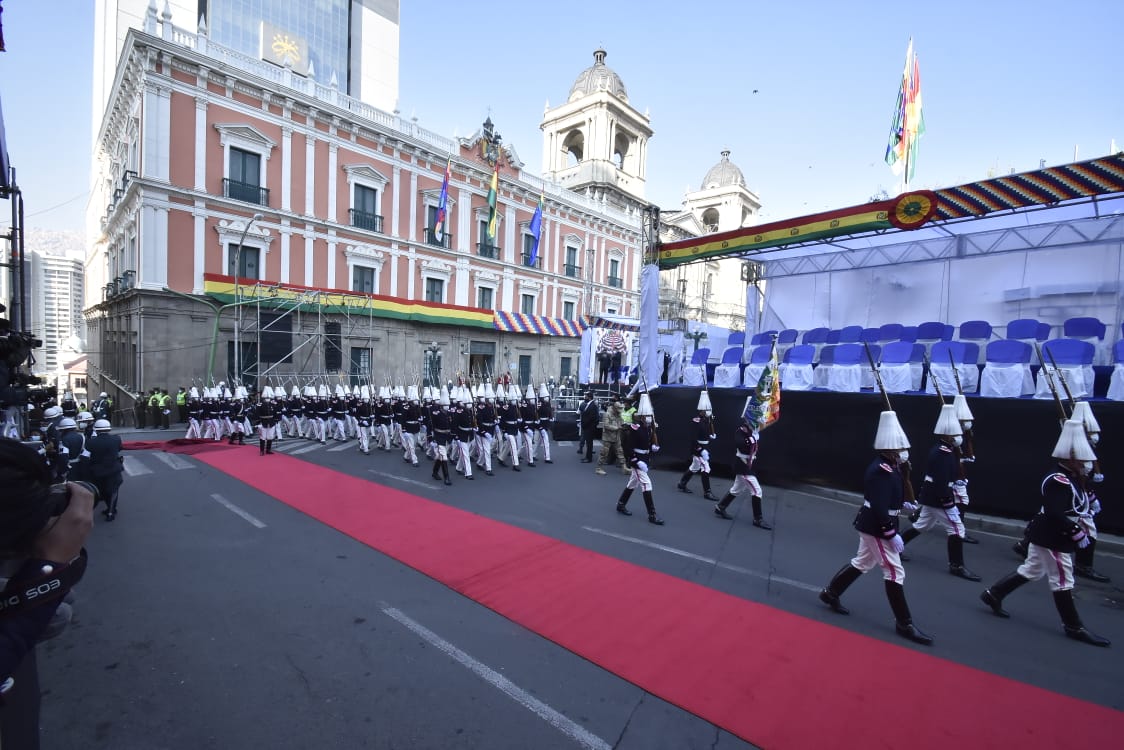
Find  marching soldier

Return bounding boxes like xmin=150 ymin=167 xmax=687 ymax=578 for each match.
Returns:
xmin=401 ymin=386 xmax=422 ymax=467
xmin=615 ymin=392 xmax=664 ymax=525
xmin=1070 ymin=401 xmax=1109 ymax=582
xmin=677 ymin=390 xmax=719 ymax=501
xmin=536 ymin=384 xmax=554 ymax=464
xmin=185 ymin=388 xmax=203 ymax=439
xmin=257 ymin=387 xmax=279 ymax=456
xmin=430 ymin=387 xmax=454 ymax=485
xmin=454 ymin=389 xmax=476 ymax=480
xmin=712 ymin=403 xmax=772 ymax=529
xmin=356 ymin=386 xmax=373 ymax=455
xmin=899 ymin=404 xmax=981 ymax=581
xmin=376 ymin=388 xmax=394 ymax=451
xmin=496 ymin=387 xmax=522 ymax=472
xmin=952 ymin=394 xmax=979 ymax=543
xmin=520 ymin=386 xmax=539 ymax=468
xmin=818 ymin=410 xmax=933 ymax=645
xmin=980 ymin=418 xmax=1110 ymax=646
xmin=475 ymin=385 xmax=497 ymax=476
xmin=228 ymin=389 xmax=249 ymax=446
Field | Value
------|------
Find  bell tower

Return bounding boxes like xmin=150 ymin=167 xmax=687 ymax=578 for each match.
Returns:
xmin=540 ymin=50 xmax=653 ymax=212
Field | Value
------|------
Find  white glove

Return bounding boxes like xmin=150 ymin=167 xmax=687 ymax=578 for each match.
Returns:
xmin=889 ymin=535 xmax=906 ymax=554
xmin=902 ymin=502 xmax=920 ymax=513
xmin=953 ymin=479 xmax=968 ymax=488
xmin=1076 ymin=535 xmax=1091 ymax=549
xmin=636 ymin=461 xmax=649 ymax=473
xmin=1091 ymin=473 xmax=1104 ymax=484
xmin=651 ymin=445 xmax=660 ymax=453
xmin=700 ymin=449 xmax=710 ymax=462
xmin=1090 ymin=499 xmax=1102 ymax=515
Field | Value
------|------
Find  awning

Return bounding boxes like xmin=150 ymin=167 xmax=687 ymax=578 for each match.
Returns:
xmin=583 ymin=314 xmax=640 ymax=332
xmin=493 ymin=311 xmax=585 ymax=336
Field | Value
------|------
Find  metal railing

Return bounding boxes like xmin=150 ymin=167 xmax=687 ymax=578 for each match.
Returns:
xmin=564 ymin=263 xmax=581 ymax=278
xmin=349 ymin=209 xmax=384 ymax=233
xmin=608 ymin=275 xmax=623 ymax=288
xmin=425 ymin=227 xmax=451 ymax=248
xmin=223 ymin=178 xmax=269 ymax=206
xmin=477 ymin=242 xmax=500 ymax=259
xmin=521 ymin=254 xmax=542 ymax=269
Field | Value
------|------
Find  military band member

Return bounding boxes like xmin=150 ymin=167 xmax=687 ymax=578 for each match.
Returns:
xmin=819 ymin=410 xmax=933 ymax=645
xmin=980 ymin=418 xmax=1110 ymax=646
xmin=713 ymin=403 xmax=771 ymax=529
xmin=536 ymin=384 xmax=554 ymax=464
xmin=615 ymin=392 xmax=664 ymax=525
xmin=430 ymin=388 xmax=454 ymax=486
xmin=899 ymin=404 xmax=981 ymax=581
xmin=677 ymin=390 xmax=719 ymax=501
xmin=257 ymin=387 xmax=279 ymax=455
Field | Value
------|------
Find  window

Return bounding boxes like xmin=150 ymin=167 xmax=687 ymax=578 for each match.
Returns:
xmin=352 ymin=265 xmax=375 ymax=294
xmin=606 ymin=307 xmax=617 ymax=315
xmin=351 ymin=184 xmax=382 ymax=232
xmin=226 ymin=147 xmax=265 ymax=204
xmin=228 ymin=243 xmax=260 ymax=279
xmin=564 ymin=245 xmax=579 ymax=277
xmin=477 ymin=219 xmax=498 ymax=258
xmin=608 ymin=258 xmax=621 ymax=288
xmin=477 ymin=286 xmax=494 ymax=310
xmin=560 ymin=356 xmax=572 ymax=379
xmin=518 ymin=355 xmax=532 ymax=387
xmin=521 ymin=294 xmax=535 ymax=315
xmin=426 ymin=205 xmax=450 ymax=247
xmin=350 ymin=347 xmax=371 ymax=386
xmin=562 ymin=301 xmax=575 ymax=319
xmin=425 ymin=278 xmax=445 ymax=303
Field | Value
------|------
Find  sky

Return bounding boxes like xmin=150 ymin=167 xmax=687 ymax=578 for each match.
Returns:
xmin=1 ymin=0 xmax=1122 ymax=235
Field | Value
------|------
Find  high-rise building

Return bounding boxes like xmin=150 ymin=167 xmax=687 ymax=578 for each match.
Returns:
xmin=26 ymin=249 xmax=85 ymax=378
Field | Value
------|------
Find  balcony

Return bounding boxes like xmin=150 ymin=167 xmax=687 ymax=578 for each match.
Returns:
xmin=608 ymin=275 xmax=623 ymax=288
xmin=425 ymin=227 xmax=451 ymax=248
xmin=349 ymin=209 xmax=384 ymax=233
xmin=564 ymin=263 xmax=581 ymax=278
xmin=521 ymin=254 xmax=542 ymax=269
xmin=477 ymin=242 xmax=500 ymax=259
xmin=223 ymin=178 xmax=270 ymax=206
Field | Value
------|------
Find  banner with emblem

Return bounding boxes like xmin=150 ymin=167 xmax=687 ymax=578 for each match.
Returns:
xmin=743 ymin=339 xmax=780 ymax=430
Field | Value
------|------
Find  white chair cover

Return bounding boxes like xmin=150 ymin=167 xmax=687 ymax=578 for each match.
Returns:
xmin=826 ymin=363 xmax=863 ymax=392
xmin=1071 ymin=336 xmax=1109 ymax=366
xmin=1107 ymin=364 xmax=1124 ymax=401
xmin=926 ymin=363 xmax=979 ymax=395
xmin=683 ymin=364 xmax=707 ymax=387
xmin=980 ymin=363 xmax=1034 ymax=398
xmin=713 ymin=364 xmax=742 ymax=388
xmin=812 ymin=364 xmax=830 ymax=388
xmin=879 ymin=363 xmax=913 ymax=393
xmin=778 ymin=363 xmax=813 ymax=391
xmin=1033 ymin=364 xmax=1094 ymax=399
xmin=742 ymin=363 xmax=766 ymax=389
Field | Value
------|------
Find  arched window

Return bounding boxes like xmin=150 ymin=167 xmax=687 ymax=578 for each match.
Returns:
xmin=563 ymin=129 xmax=584 ymax=167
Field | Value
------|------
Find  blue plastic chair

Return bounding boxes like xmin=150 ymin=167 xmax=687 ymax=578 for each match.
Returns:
xmin=1042 ymin=338 xmax=1094 ymax=365
xmin=777 ymin=329 xmax=799 ymax=346
xmin=900 ymin=326 xmax=918 ymax=342
xmin=719 ymin=347 xmax=743 ymax=365
xmin=1036 ymin=323 xmax=1052 ymax=341
xmin=878 ymin=323 xmax=904 ymax=342
xmin=802 ymin=327 xmax=830 ymax=345
xmin=750 ymin=330 xmax=778 ymax=346
xmin=860 ymin=327 xmax=881 ymax=343
xmin=985 ymin=339 xmax=1032 ymax=364
xmin=839 ymin=325 xmax=863 ymax=343
xmin=1006 ymin=319 xmax=1040 ymax=340
xmin=826 ymin=329 xmax=842 ymax=344
xmin=881 ymin=341 xmax=915 ymax=364
xmin=1063 ymin=317 xmax=1107 ymax=341
xmin=748 ymin=345 xmax=773 ymax=364
xmin=916 ymin=321 xmax=950 ymax=341
xmin=1114 ymin=339 xmax=1124 ymax=363
xmin=817 ymin=344 xmax=837 ymax=366
xmin=688 ymin=347 xmax=710 ymax=365
xmin=833 ymin=343 xmax=864 ymax=365
xmin=959 ymin=320 xmax=992 ymax=340
xmin=727 ymin=331 xmax=745 ymax=347
xmin=784 ymin=345 xmax=815 ymax=364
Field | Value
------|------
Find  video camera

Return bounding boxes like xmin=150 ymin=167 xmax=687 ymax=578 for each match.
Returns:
xmin=0 ymin=302 xmax=47 ymax=410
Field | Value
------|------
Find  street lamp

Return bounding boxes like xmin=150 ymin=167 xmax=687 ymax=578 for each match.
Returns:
xmin=424 ymin=341 xmax=442 ymax=387
xmin=232 ymin=212 xmax=263 ymax=385
xmin=687 ymin=324 xmax=708 ymax=354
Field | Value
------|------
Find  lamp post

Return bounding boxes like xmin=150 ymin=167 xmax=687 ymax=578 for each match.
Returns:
xmin=424 ymin=341 xmax=441 ymax=387
xmin=687 ymin=325 xmax=708 ymax=354
xmin=232 ymin=213 xmax=263 ymax=385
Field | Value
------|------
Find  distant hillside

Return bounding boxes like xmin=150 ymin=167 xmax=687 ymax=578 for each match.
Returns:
xmin=26 ymin=228 xmax=86 ymax=259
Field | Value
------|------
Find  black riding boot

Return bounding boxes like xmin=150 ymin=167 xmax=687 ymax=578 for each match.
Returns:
xmin=432 ymin=461 xmax=441 ymax=480
xmin=900 ymin=527 xmax=921 ymax=544
xmin=885 ymin=581 xmax=933 ymax=645
xmin=616 ymin=487 xmax=634 ymax=515
xmin=819 ymin=565 xmax=863 ymax=615
xmin=979 ymin=572 xmax=1029 ymax=618
xmin=714 ymin=492 xmax=735 ymax=519
xmin=948 ymin=535 xmax=981 ymax=580
xmin=441 ymin=461 xmax=451 ymax=485
xmin=105 ymin=489 xmax=119 ymax=521
xmin=958 ymin=505 xmax=979 ymax=543
xmin=677 ymin=470 xmax=694 ymax=493
xmin=1053 ymin=590 xmax=1110 ymax=646
xmin=259 ymin=441 xmax=266 ymax=456
xmin=265 ymin=440 xmax=273 ymax=454
xmin=701 ymin=473 xmax=718 ymax=501
xmin=751 ymin=496 xmax=771 ymax=530
xmin=643 ymin=491 xmax=664 ymax=525
xmin=1075 ymin=540 xmax=1111 ymax=583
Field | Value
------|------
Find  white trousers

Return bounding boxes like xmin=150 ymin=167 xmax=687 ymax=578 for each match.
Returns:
xmin=476 ymin=433 xmax=493 ymax=471
xmin=912 ymin=505 xmax=965 ymax=538
xmin=185 ymin=418 xmax=201 ymax=439
xmin=626 ymin=465 xmax=653 ymax=492
xmin=537 ymin=428 xmax=552 ymax=461
xmin=402 ymin=432 xmax=418 ymax=465
xmin=730 ymin=473 xmax=762 ymax=497
xmin=851 ymin=532 xmax=905 ymax=583
xmin=457 ymin=440 xmax=474 ymax=477
xmin=499 ymin=433 xmax=520 ymax=466
xmin=1017 ymin=543 xmax=1075 ymax=592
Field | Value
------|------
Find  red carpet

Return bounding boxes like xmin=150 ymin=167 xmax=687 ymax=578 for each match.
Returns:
xmin=186 ymin=446 xmax=1123 ymax=749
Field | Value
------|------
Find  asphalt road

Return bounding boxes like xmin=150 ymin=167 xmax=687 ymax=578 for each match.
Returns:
xmin=33 ymin=431 xmax=1123 ymax=749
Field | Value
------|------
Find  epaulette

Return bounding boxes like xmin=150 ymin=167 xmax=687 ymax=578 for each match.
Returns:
xmin=629 ymin=423 xmax=640 ymax=431
xmin=879 ymin=462 xmax=894 ymax=473
xmin=1050 ymin=473 xmax=1071 ymax=485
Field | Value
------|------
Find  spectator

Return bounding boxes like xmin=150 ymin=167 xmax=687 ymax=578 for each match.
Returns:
xmin=578 ymin=392 xmax=600 ymax=463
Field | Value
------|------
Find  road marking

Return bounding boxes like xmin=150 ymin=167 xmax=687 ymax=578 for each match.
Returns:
xmin=381 ymin=605 xmax=611 ymax=750
xmin=368 ymin=469 xmax=441 ymax=490
xmin=327 ymin=441 xmax=354 ymax=452
xmin=151 ymin=451 xmax=194 ymax=470
xmin=582 ymin=526 xmax=821 ymax=593
xmin=267 ymin=441 xmax=301 ymax=452
xmin=122 ymin=455 xmax=152 ymax=476
xmin=289 ymin=443 xmax=326 ymax=455
xmin=209 ymin=493 xmax=267 ymax=528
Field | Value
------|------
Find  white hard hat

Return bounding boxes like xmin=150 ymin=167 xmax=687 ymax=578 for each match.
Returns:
xmin=77 ymin=411 xmax=94 ymax=422
xmin=58 ymin=417 xmax=78 ymax=430
xmin=44 ymin=405 xmax=63 ymax=419
xmin=99 ymin=392 xmax=108 ymax=398
xmin=94 ymin=419 xmax=112 ymax=431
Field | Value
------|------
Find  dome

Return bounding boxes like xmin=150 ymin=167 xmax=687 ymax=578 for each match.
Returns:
xmin=568 ymin=49 xmax=628 ymax=103
xmin=701 ymin=150 xmax=746 ymax=190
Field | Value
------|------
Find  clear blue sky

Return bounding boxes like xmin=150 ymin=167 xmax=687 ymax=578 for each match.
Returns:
xmin=2 ymin=0 xmax=1121 ymax=233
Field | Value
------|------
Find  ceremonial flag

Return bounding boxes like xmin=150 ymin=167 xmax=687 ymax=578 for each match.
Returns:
xmin=528 ymin=191 xmax=544 ymax=266
xmin=486 ymin=163 xmax=499 ymax=241
xmin=743 ymin=339 xmax=780 ymax=430
xmin=434 ymin=158 xmax=451 ymax=242
xmin=884 ymin=39 xmax=925 ymax=183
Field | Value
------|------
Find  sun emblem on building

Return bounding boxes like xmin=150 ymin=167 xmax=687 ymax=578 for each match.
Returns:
xmin=271 ymin=33 xmax=301 ymax=64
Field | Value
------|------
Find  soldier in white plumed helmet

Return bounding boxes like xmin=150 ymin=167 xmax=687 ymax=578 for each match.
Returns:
xmin=980 ymin=419 xmax=1110 ymax=646
xmin=615 ymin=391 xmax=664 ymax=525
xmin=1069 ymin=401 xmax=1109 ymax=582
xmin=400 ymin=385 xmax=422 ymax=466
xmin=676 ymin=390 xmax=719 ymax=502
xmin=495 ymin=385 xmax=523 ymax=472
xmin=949 ymin=393 xmax=980 ymax=544
xmin=898 ymin=404 xmax=981 ymax=581
xmin=819 ymin=410 xmax=933 ymax=645
xmin=536 ymin=383 xmax=554 ymax=464
xmin=185 ymin=387 xmax=203 ymax=439
xmin=257 ymin=386 xmax=279 ymax=455
xmin=429 ymin=386 xmax=454 ymax=485
xmin=712 ymin=396 xmax=772 ymax=528
xmin=519 ymin=384 xmax=540 ymax=468
xmin=474 ymin=383 xmax=497 ymax=476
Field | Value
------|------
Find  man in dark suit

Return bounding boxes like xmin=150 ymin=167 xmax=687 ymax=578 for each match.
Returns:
xmin=578 ymin=392 xmax=600 ymax=463
xmin=86 ymin=419 xmax=124 ymax=521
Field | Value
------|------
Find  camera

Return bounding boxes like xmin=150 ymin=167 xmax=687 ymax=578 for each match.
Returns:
xmin=45 ymin=481 xmax=101 ymax=516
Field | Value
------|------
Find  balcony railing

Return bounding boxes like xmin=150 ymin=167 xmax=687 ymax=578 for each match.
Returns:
xmin=608 ymin=275 xmax=623 ymax=288
xmin=520 ymin=254 xmax=543 ymax=269
xmin=477 ymin=242 xmax=500 ymax=259
xmin=425 ymin=227 xmax=451 ymax=248
xmin=223 ymin=178 xmax=270 ymax=206
xmin=349 ymin=209 xmax=384 ymax=233
xmin=564 ymin=263 xmax=581 ymax=278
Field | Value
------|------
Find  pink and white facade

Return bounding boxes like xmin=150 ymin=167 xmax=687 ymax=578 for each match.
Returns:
xmin=85 ymin=16 xmax=642 ymax=399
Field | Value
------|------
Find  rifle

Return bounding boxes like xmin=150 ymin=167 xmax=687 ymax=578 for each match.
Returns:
xmin=864 ymin=342 xmax=915 ymax=503
xmin=947 ymin=349 xmax=964 ymax=396
xmin=1044 ymin=345 xmax=1077 ymax=416
xmin=925 ymin=353 xmax=946 ymax=404
xmin=1034 ymin=342 xmax=1070 ymax=424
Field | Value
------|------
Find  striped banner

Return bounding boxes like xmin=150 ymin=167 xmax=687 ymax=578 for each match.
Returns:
xmin=493 ymin=311 xmax=585 ymax=337
xmin=582 ymin=315 xmax=641 ymax=333
xmin=202 ymin=275 xmax=494 ymax=328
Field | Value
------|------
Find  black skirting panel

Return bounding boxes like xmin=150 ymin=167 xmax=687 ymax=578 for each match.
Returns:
xmin=649 ymin=387 xmax=1123 ymax=535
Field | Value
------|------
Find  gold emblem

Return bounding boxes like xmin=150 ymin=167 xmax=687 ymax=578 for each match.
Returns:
xmin=755 ymin=234 xmax=763 ymax=243
xmin=721 ymin=241 xmax=729 ymax=249
xmin=789 ymin=228 xmax=799 ymax=236
xmin=830 ymin=219 xmax=840 ymax=228
xmin=271 ymin=33 xmax=301 ymax=64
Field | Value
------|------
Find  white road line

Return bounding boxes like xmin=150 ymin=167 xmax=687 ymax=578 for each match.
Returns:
xmin=151 ymin=451 xmax=194 ymax=470
xmin=327 ymin=441 xmax=355 ymax=452
xmin=368 ymin=469 xmax=441 ymax=490
xmin=209 ymin=493 xmax=267 ymax=528
xmin=582 ymin=526 xmax=821 ymax=593
xmin=381 ymin=605 xmax=611 ymax=750
xmin=289 ymin=443 xmax=326 ymax=455
xmin=122 ymin=455 xmax=152 ymax=476
xmin=267 ymin=441 xmax=301 ymax=451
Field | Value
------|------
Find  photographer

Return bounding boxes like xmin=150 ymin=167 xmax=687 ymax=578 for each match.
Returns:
xmin=1 ymin=439 xmax=94 ymax=746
